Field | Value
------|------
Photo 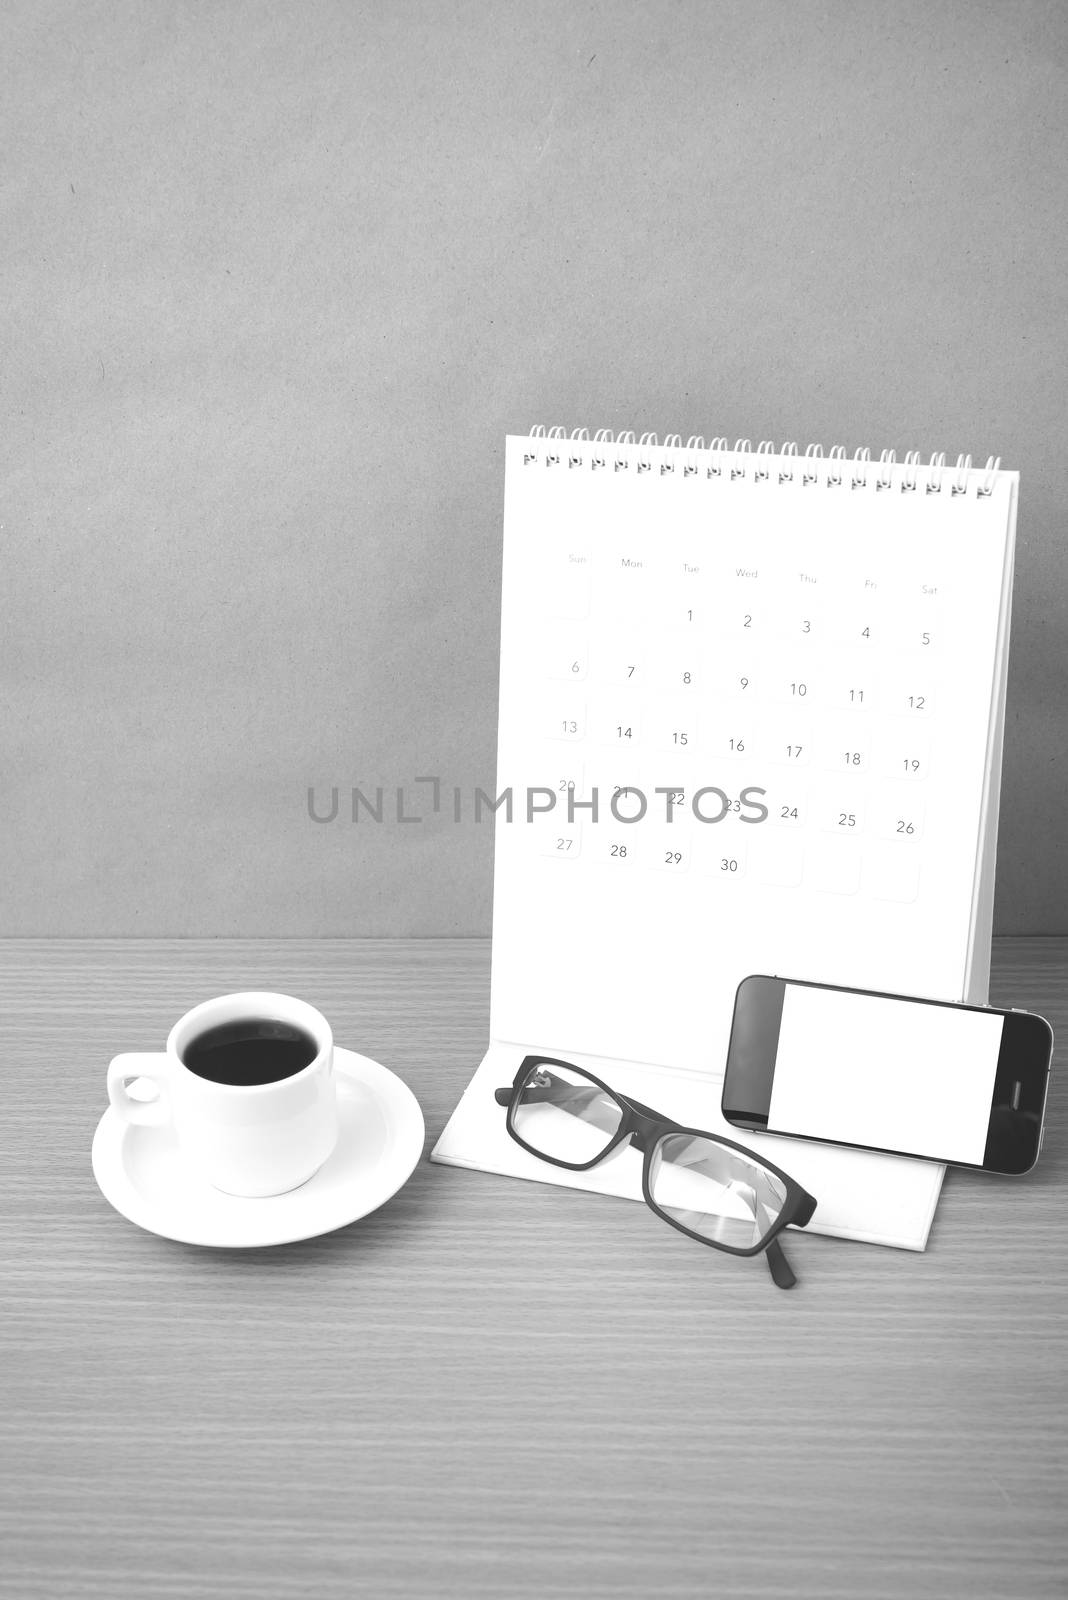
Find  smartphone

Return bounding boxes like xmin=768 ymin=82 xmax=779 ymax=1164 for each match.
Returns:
xmin=722 ymin=975 xmax=1053 ymax=1174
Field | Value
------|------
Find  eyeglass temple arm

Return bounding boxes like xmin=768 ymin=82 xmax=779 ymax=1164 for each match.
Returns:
xmin=495 ymin=1080 xmax=673 ymax=1123
xmin=765 ymin=1236 xmax=796 ymax=1290
xmin=494 ymin=1082 xmax=606 ymax=1110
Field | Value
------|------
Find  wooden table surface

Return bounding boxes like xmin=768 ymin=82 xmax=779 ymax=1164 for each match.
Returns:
xmin=1 ymin=938 xmax=1066 ymax=1600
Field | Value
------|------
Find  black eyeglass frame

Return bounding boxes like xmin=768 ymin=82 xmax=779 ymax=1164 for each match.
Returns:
xmin=495 ymin=1054 xmax=818 ymax=1289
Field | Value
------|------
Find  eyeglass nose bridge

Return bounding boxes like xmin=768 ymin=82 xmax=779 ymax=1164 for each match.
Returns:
xmin=620 ymin=1099 xmax=672 ymax=1156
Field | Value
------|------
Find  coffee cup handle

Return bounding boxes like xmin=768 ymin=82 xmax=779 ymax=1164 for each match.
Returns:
xmin=108 ymin=1053 xmax=173 ymax=1128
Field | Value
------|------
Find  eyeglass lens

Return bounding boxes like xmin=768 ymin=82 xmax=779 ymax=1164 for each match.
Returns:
xmin=512 ymin=1063 xmax=623 ymax=1164
xmin=648 ymin=1132 xmax=788 ymax=1249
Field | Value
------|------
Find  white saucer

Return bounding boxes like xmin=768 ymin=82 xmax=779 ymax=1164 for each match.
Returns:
xmin=91 ymin=1048 xmax=425 ymax=1248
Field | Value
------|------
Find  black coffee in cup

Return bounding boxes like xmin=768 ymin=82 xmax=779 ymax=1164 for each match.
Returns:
xmin=181 ymin=1018 xmax=318 ymax=1087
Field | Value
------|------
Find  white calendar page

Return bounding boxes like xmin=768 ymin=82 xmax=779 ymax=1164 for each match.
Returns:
xmin=434 ymin=434 xmax=1018 ymax=1249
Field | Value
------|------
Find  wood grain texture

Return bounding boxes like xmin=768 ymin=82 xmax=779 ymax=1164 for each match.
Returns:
xmin=1 ymin=939 xmax=1066 ymax=1600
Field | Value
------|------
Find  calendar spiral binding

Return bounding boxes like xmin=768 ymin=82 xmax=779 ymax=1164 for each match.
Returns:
xmin=527 ymin=426 xmax=1004 ymax=498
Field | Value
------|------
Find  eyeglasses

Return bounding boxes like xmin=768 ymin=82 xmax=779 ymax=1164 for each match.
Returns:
xmin=495 ymin=1056 xmax=817 ymax=1289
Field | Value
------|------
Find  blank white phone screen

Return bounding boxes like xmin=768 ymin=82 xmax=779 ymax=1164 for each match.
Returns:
xmin=768 ymin=986 xmax=1004 ymax=1164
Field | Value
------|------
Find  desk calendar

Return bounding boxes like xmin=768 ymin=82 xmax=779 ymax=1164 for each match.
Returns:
xmin=433 ymin=429 xmax=1018 ymax=1247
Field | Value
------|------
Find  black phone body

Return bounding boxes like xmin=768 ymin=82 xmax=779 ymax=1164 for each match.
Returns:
xmin=722 ymin=975 xmax=1053 ymax=1175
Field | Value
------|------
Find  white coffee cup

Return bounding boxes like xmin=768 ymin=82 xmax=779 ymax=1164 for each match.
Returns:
xmin=107 ymin=992 xmax=340 ymax=1197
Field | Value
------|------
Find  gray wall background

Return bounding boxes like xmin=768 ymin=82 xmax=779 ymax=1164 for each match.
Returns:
xmin=3 ymin=0 xmax=1065 ymax=937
